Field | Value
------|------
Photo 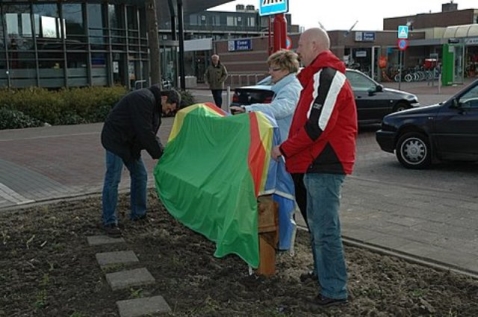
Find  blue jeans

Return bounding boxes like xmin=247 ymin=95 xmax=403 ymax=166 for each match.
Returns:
xmin=304 ymin=173 xmax=347 ymax=300
xmin=102 ymin=150 xmax=148 ymax=226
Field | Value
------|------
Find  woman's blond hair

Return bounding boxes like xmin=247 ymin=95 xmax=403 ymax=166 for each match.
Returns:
xmin=267 ymin=49 xmax=299 ymax=73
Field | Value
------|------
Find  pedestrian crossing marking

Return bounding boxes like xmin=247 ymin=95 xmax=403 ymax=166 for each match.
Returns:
xmin=398 ymin=25 xmax=409 ymax=39
xmin=259 ymin=0 xmax=287 ymax=16
xmin=262 ymin=0 xmax=284 ymax=6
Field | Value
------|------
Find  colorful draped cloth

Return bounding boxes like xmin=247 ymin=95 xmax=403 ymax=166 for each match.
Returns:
xmin=154 ymin=103 xmax=295 ymax=268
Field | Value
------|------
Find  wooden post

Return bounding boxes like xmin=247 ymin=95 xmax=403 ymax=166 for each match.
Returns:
xmin=256 ymin=195 xmax=278 ymax=276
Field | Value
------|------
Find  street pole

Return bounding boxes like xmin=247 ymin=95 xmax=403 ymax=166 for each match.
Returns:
xmin=398 ymin=50 xmax=402 ymax=91
xmin=177 ymin=0 xmax=186 ymax=91
xmin=272 ymin=13 xmax=287 ymax=53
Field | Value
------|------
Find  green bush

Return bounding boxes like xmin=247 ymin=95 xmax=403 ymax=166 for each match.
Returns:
xmin=179 ymin=90 xmax=197 ymax=108
xmin=0 ymin=107 xmax=43 ymax=130
xmin=0 ymin=86 xmax=128 ymax=130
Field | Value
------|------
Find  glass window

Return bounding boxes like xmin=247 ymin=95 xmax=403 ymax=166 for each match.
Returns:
xmin=189 ymin=14 xmax=198 ymax=26
xmin=346 ymin=70 xmax=376 ymax=92
xmin=4 ymin=5 xmax=34 ymax=51
xmin=62 ymin=3 xmax=86 ymax=49
xmin=0 ymin=17 xmax=3 ymax=50
xmin=210 ymin=15 xmax=220 ymax=26
xmin=108 ymin=4 xmax=124 ymax=29
xmin=21 ymin=14 xmax=32 ymax=37
xmin=247 ymin=17 xmax=255 ymax=27
xmin=6 ymin=13 xmax=20 ymax=35
xmin=88 ymin=3 xmax=105 ymax=47
xmin=108 ymin=4 xmax=125 ymax=49
xmin=227 ymin=16 xmax=234 ymax=26
xmin=32 ymin=3 xmax=62 ymax=39
xmin=460 ymin=85 xmax=478 ymax=108
xmin=126 ymin=6 xmax=137 ymax=30
xmin=4 ymin=5 xmax=31 ymax=38
xmin=62 ymin=4 xmax=84 ymax=37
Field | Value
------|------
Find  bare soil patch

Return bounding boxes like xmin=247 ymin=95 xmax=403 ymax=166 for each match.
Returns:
xmin=1 ymin=190 xmax=477 ymax=316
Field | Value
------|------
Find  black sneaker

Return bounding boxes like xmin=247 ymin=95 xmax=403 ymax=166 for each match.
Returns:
xmin=131 ymin=214 xmax=147 ymax=222
xmin=300 ymin=270 xmax=318 ymax=282
xmin=104 ymin=224 xmax=122 ymax=237
xmin=312 ymin=295 xmax=347 ymax=307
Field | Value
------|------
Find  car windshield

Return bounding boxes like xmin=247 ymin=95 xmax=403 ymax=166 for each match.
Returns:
xmin=459 ymin=84 xmax=478 ymax=108
xmin=345 ymin=71 xmax=377 ymax=92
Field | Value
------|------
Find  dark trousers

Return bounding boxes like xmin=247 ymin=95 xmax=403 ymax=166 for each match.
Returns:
xmin=211 ymin=89 xmax=223 ymax=108
xmin=292 ymin=173 xmax=308 ymax=227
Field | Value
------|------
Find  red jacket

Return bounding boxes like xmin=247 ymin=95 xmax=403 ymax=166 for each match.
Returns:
xmin=280 ymin=51 xmax=357 ymax=175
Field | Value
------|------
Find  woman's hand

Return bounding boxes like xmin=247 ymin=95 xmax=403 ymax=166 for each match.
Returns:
xmin=230 ymin=106 xmax=245 ymax=115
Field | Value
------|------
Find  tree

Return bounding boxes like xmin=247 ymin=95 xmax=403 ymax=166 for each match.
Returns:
xmin=146 ymin=0 xmax=161 ymax=85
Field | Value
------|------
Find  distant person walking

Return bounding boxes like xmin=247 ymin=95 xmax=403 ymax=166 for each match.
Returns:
xmin=272 ymin=27 xmax=358 ymax=307
xmin=100 ymin=85 xmax=181 ymax=237
xmin=205 ymin=54 xmax=228 ymax=108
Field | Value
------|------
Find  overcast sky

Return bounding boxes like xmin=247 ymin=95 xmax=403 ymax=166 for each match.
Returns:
xmin=210 ymin=0 xmax=478 ymax=31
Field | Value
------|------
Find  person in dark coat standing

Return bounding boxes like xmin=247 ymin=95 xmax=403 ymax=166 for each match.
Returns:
xmin=101 ymin=85 xmax=181 ymax=236
xmin=204 ymin=54 xmax=228 ymax=108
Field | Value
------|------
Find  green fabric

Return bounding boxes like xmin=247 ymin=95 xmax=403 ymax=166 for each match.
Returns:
xmin=154 ymin=107 xmax=260 ymax=267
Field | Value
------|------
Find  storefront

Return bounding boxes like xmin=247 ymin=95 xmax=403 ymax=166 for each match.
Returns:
xmin=0 ymin=1 xmax=151 ymax=89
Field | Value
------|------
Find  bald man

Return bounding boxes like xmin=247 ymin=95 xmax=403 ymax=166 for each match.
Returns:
xmin=272 ymin=27 xmax=358 ymax=307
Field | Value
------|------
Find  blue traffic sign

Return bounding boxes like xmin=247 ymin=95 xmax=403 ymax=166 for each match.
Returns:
xmin=228 ymin=39 xmax=252 ymax=52
xmin=398 ymin=25 xmax=409 ymax=39
xmin=259 ymin=0 xmax=288 ymax=16
xmin=397 ymin=39 xmax=409 ymax=51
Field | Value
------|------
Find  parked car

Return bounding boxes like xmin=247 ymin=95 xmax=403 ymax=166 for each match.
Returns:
xmin=231 ymin=69 xmax=420 ymax=124
xmin=376 ymin=79 xmax=478 ymax=169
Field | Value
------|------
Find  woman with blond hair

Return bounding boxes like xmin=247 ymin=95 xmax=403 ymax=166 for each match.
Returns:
xmin=230 ymin=49 xmax=301 ymax=141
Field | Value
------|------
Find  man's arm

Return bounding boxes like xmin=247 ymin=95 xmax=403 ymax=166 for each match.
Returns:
xmin=130 ymin=95 xmax=163 ymax=159
xmin=245 ymin=82 xmax=300 ymax=120
xmin=219 ymin=65 xmax=228 ymax=84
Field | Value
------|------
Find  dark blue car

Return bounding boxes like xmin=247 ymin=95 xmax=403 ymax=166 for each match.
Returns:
xmin=231 ymin=69 xmax=420 ymax=125
xmin=376 ymin=79 xmax=478 ymax=169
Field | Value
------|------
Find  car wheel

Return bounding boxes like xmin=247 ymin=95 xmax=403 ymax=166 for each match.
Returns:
xmin=396 ymin=132 xmax=431 ymax=169
xmin=393 ymin=102 xmax=409 ymax=112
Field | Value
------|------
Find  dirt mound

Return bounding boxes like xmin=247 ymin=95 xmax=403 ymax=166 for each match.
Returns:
xmin=1 ymin=190 xmax=477 ymax=316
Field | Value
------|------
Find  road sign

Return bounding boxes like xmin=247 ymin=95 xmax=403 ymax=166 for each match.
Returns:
xmin=259 ymin=0 xmax=288 ymax=16
xmin=398 ymin=25 xmax=409 ymax=39
xmin=397 ymin=39 xmax=409 ymax=51
xmin=228 ymin=39 xmax=252 ymax=52
xmin=285 ymin=36 xmax=292 ymax=49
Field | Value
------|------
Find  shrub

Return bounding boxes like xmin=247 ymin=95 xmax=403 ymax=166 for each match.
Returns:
xmin=0 ymin=86 xmax=127 ymax=129
xmin=179 ymin=90 xmax=197 ymax=108
xmin=0 ymin=107 xmax=43 ymax=130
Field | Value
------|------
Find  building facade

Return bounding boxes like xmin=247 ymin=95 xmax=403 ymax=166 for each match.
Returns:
xmin=0 ymin=0 xmax=234 ymax=89
xmin=158 ymin=4 xmax=296 ymax=83
xmin=3 ymin=1 xmax=476 ymax=89
xmin=215 ymin=2 xmax=478 ymax=86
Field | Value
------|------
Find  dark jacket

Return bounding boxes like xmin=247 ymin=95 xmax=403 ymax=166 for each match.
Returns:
xmin=204 ymin=62 xmax=228 ymax=90
xmin=280 ymin=51 xmax=358 ymax=175
xmin=101 ymin=86 xmax=163 ymax=164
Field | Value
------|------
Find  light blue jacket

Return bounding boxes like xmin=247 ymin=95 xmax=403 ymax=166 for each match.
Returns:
xmin=244 ymin=73 xmax=301 ymax=141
